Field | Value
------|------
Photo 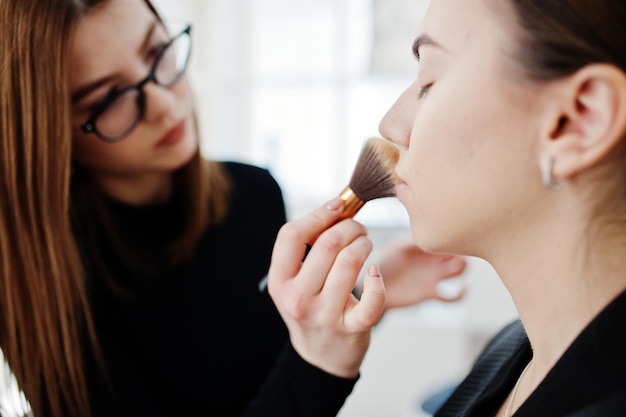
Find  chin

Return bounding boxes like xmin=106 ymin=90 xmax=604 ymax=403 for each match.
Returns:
xmin=166 ymin=135 xmax=199 ymax=171
xmin=408 ymin=218 xmax=447 ymax=255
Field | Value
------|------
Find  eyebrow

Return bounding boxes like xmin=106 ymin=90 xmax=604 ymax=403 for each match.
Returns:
xmin=72 ymin=20 xmax=159 ymax=103
xmin=412 ymin=34 xmax=442 ymax=62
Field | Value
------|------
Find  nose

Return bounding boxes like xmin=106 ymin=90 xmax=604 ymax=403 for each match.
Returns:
xmin=142 ymin=79 xmax=184 ymax=123
xmin=378 ymin=80 xmax=419 ymax=148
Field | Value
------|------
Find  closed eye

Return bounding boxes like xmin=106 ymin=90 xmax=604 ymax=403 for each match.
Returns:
xmin=417 ymin=83 xmax=433 ymax=99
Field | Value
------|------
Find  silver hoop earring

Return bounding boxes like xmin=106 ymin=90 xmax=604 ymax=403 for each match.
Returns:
xmin=542 ymin=157 xmax=561 ymax=189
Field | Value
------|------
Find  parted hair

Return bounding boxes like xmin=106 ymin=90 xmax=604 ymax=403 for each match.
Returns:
xmin=1 ymin=1 xmax=96 ymax=416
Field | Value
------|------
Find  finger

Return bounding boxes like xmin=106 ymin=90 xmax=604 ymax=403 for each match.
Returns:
xmin=435 ymin=256 xmax=467 ymax=279
xmin=319 ymin=235 xmax=372 ymax=307
xmin=345 ymin=264 xmax=385 ymax=331
xmin=297 ymin=219 xmax=368 ymax=295
xmin=268 ymin=198 xmax=345 ymax=284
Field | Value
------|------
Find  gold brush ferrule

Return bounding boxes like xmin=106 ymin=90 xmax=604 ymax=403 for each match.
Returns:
xmin=338 ymin=186 xmax=365 ymax=220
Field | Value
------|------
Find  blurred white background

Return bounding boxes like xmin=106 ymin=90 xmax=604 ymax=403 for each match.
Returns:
xmin=152 ymin=0 xmax=428 ymax=224
xmin=151 ymin=1 xmax=519 ymax=416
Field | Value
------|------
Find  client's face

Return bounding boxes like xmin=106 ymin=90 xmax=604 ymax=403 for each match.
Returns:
xmin=379 ymin=0 xmax=544 ymax=256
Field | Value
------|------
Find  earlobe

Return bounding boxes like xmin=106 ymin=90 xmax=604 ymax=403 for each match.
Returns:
xmin=541 ymin=64 xmax=626 ymax=181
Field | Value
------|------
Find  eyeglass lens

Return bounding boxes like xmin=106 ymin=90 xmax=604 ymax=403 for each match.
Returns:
xmin=93 ymin=28 xmax=190 ymax=140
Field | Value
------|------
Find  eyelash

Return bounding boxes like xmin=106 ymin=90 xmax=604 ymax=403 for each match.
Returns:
xmin=148 ymin=42 xmax=167 ymax=60
xmin=417 ymin=83 xmax=433 ymax=100
xmin=89 ymin=41 xmax=167 ymax=109
xmin=87 ymin=87 xmax=119 ymax=114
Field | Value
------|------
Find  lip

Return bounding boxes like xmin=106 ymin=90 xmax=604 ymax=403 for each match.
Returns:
xmin=395 ymin=181 xmax=409 ymax=196
xmin=395 ymin=171 xmax=409 ymax=200
xmin=156 ymin=119 xmax=186 ymax=147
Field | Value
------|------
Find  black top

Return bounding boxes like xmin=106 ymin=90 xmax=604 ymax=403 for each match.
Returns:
xmin=436 ymin=289 xmax=626 ymax=417
xmin=81 ymin=162 xmax=356 ymax=417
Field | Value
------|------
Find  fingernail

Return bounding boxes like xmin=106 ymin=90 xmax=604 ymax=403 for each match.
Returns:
xmin=368 ymin=264 xmax=381 ymax=278
xmin=325 ymin=197 xmax=343 ymax=211
xmin=437 ymin=281 xmax=465 ymax=300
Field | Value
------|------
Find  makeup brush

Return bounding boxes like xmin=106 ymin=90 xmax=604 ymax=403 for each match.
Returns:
xmin=298 ymin=137 xmax=400 ymax=261
xmin=259 ymin=137 xmax=401 ymax=291
xmin=337 ymin=137 xmax=401 ymax=220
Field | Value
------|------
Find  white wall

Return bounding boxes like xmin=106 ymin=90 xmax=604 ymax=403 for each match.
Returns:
xmin=151 ymin=0 xmax=421 ymax=225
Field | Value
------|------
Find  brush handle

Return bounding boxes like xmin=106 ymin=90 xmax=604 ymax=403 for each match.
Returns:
xmin=301 ymin=186 xmax=365 ymax=262
xmin=338 ymin=186 xmax=365 ymax=220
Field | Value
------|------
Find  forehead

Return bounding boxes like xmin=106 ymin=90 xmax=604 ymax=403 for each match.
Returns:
xmin=70 ymin=0 xmax=156 ymax=85
xmin=419 ymin=0 xmax=514 ymax=58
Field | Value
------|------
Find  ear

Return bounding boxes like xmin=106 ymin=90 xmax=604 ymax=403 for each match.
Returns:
xmin=540 ymin=64 xmax=626 ymax=181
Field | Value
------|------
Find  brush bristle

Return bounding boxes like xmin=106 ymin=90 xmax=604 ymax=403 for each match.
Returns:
xmin=348 ymin=137 xmax=400 ymax=203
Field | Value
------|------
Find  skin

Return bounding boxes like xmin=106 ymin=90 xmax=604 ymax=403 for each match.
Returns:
xmin=70 ymin=0 xmax=197 ymax=205
xmin=380 ymin=0 xmax=544 ymax=260
xmin=378 ymin=240 xmax=466 ymax=309
xmin=271 ymin=0 xmax=626 ymax=414
xmin=268 ymin=197 xmax=386 ymax=378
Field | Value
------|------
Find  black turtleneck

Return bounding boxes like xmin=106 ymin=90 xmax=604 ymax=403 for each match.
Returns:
xmin=80 ymin=162 xmax=357 ymax=417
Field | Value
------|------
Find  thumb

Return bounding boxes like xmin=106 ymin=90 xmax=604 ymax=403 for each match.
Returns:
xmin=349 ymin=265 xmax=386 ymax=330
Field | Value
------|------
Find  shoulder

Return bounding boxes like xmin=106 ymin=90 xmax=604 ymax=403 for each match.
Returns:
xmin=221 ymin=161 xmax=282 ymax=195
xmin=478 ymin=319 xmax=527 ymax=359
xmin=222 ymin=161 xmax=282 ymax=200
xmin=464 ymin=319 xmax=528 ymax=386
xmin=570 ymin=391 xmax=626 ymax=416
xmin=219 ymin=161 xmax=286 ymax=223
xmin=435 ymin=320 xmax=528 ymax=416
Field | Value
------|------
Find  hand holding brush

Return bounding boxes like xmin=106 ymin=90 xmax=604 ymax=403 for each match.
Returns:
xmin=302 ymin=137 xmax=401 ymax=255
xmin=267 ymin=137 xmax=400 ymax=378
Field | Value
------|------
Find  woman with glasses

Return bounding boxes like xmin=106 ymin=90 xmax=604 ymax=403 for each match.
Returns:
xmin=0 ymin=0 xmax=467 ymax=416
xmin=70 ymin=0 xmax=357 ymax=416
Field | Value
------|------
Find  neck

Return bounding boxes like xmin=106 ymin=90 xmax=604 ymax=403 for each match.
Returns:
xmin=487 ymin=204 xmax=626 ymax=380
xmin=94 ymin=171 xmax=174 ymax=205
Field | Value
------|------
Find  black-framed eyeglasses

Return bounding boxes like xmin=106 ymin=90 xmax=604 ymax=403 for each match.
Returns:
xmin=81 ymin=24 xmax=192 ymax=142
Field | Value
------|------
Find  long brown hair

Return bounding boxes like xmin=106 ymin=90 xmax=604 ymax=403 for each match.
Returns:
xmin=70 ymin=3 xmax=230 ymax=285
xmin=1 ymin=0 xmax=230 ymax=415
xmin=0 ymin=1 xmax=98 ymax=416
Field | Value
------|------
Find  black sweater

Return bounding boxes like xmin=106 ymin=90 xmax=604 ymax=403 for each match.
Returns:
xmin=81 ymin=162 xmax=356 ymax=417
xmin=436 ymin=289 xmax=626 ymax=417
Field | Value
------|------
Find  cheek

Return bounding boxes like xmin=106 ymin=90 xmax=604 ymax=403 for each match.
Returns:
xmin=402 ymin=79 xmax=534 ymax=253
xmin=408 ymin=65 xmax=533 ymax=185
xmin=174 ymin=78 xmax=193 ymax=109
xmin=406 ymin=97 xmax=481 ymax=194
xmin=72 ymin=134 xmax=145 ymax=173
xmin=72 ymin=135 xmax=107 ymax=166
